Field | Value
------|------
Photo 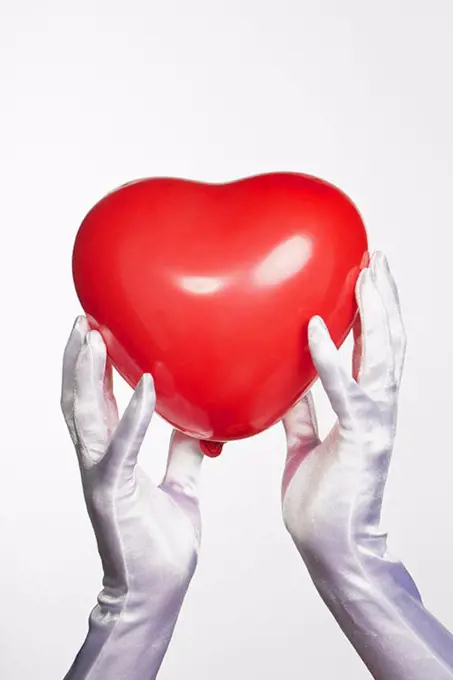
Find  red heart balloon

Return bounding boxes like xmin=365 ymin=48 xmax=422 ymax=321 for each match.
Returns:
xmin=73 ymin=172 xmax=368 ymax=444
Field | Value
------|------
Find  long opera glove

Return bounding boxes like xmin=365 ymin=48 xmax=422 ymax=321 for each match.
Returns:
xmin=282 ymin=252 xmax=453 ymax=679
xmin=61 ymin=317 xmax=203 ymax=680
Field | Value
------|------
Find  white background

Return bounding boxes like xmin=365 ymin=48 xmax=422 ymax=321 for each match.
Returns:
xmin=1 ymin=1 xmax=452 ymax=678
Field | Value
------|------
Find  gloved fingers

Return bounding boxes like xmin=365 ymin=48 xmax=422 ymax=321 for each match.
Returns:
xmin=103 ymin=356 xmax=119 ymax=437
xmin=73 ymin=330 xmax=111 ymax=464
xmin=61 ymin=316 xmax=89 ymax=435
xmin=283 ymin=392 xmax=319 ymax=445
xmin=282 ymin=393 xmax=320 ymax=496
xmin=308 ymin=316 xmax=353 ymax=426
xmin=161 ymin=430 xmax=204 ymax=499
xmin=370 ymin=252 xmax=406 ymax=386
xmin=106 ymin=373 xmax=155 ymax=479
xmin=352 ymin=311 xmax=363 ymax=382
xmin=355 ymin=260 xmax=395 ymax=394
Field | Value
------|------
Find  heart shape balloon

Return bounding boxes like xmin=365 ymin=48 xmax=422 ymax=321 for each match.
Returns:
xmin=73 ymin=172 xmax=368 ymax=444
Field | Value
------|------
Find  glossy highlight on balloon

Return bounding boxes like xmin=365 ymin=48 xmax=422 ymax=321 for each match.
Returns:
xmin=72 ymin=172 xmax=368 ymax=442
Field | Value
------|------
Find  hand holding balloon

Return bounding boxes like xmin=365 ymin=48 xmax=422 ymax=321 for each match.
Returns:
xmin=281 ymin=253 xmax=453 ymax=680
xmin=282 ymin=252 xmax=404 ymax=565
xmin=61 ymin=317 xmax=204 ymax=680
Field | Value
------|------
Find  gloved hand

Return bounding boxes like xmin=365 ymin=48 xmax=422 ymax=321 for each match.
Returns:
xmin=61 ymin=316 xmax=203 ymax=680
xmin=282 ymin=252 xmax=453 ymax=679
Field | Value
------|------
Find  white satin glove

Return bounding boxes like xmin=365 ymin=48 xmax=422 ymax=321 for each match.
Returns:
xmin=61 ymin=316 xmax=203 ymax=680
xmin=282 ymin=252 xmax=453 ymax=679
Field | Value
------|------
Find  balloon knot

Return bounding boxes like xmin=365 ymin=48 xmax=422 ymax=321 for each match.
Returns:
xmin=200 ymin=440 xmax=224 ymax=457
